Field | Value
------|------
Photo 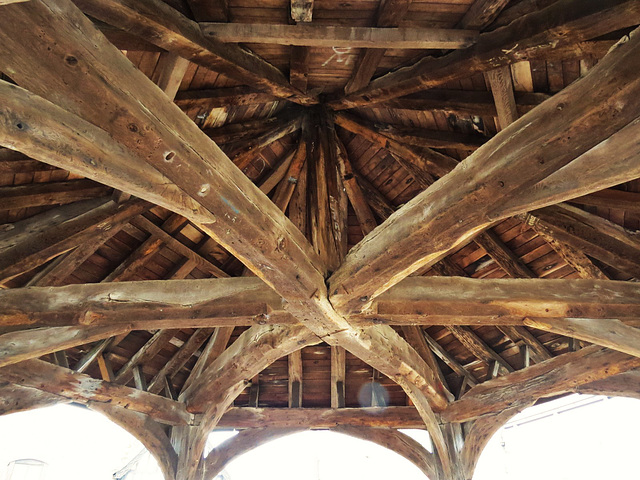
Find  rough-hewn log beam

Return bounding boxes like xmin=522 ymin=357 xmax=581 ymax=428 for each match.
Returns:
xmin=0 ymin=382 xmax=70 ymax=417
xmin=72 ymin=0 xmax=314 ymax=104
xmin=175 ymin=87 xmax=276 ymax=111
xmin=442 ymin=345 xmax=640 ymax=422
xmin=374 ymin=123 xmax=487 ymax=150
xmin=329 ymin=30 xmax=640 ymax=313
xmin=330 ymin=0 xmax=640 ymax=109
xmin=0 ymin=359 xmax=191 ymax=425
xmin=201 ymin=23 xmax=478 ymax=49
xmin=215 ymin=406 xmax=425 ymax=429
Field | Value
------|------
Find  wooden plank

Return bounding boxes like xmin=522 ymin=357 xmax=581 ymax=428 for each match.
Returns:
xmin=154 ymin=52 xmax=190 ymax=101
xmin=0 ymin=198 xmax=149 ymax=284
xmin=216 ymin=406 xmax=425 ymax=429
xmin=329 ymin=30 xmax=640 ymax=313
xmin=0 ymin=359 xmax=191 ymax=425
xmin=74 ymin=337 xmax=116 ymax=373
xmin=73 ymin=0 xmax=315 ymax=104
xmin=380 ymin=89 xmax=549 ymax=116
xmin=441 ymin=345 xmax=640 ymax=423
xmin=200 ymin=23 xmax=479 ymax=49
xmin=484 ymin=65 xmax=518 ymax=130
xmin=0 ymin=179 xmax=110 ymax=210
xmin=331 ymin=0 xmax=640 ymax=108
xmin=330 ymin=346 xmax=346 ymax=408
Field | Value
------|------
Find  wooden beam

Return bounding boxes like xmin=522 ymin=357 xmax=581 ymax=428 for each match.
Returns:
xmin=154 ymin=52 xmax=190 ymax=101
xmin=0 ymin=198 xmax=149 ymax=284
xmin=175 ymin=86 xmax=276 ymax=111
xmin=484 ymin=65 xmax=518 ymax=130
xmin=574 ymin=368 xmax=640 ymax=400
xmin=200 ymin=428 xmax=303 ymax=480
xmin=200 ymin=23 xmax=478 ymax=49
xmin=446 ymin=326 xmax=514 ymax=374
xmin=0 ymin=179 xmax=110 ymax=210
xmin=344 ymin=0 xmax=414 ymax=94
xmin=0 ymin=359 xmax=191 ymax=425
xmin=115 ymin=330 xmax=177 ymax=385
xmin=180 ymin=327 xmax=234 ymax=395
xmin=334 ymin=426 xmax=441 ymax=480
xmin=74 ymin=337 xmax=116 ymax=373
xmin=380 ymin=89 xmax=549 ymax=116
xmin=474 ymin=229 xmax=536 ymax=278
xmin=422 ymin=331 xmax=478 ymax=387
xmin=528 ymin=204 xmax=640 ymax=278
xmin=330 ymin=0 xmax=640 ymax=109
xmin=497 ymin=326 xmax=552 ymax=364
xmin=441 ymin=345 xmax=640 ymax=423
xmin=402 ymin=326 xmax=451 ymax=397
xmin=459 ymin=0 xmax=512 ymax=29
xmin=148 ymin=328 xmax=214 ymax=394
xmin=330 ymin=346 xmax=346 ymax=408
xmin=0 ymin=277 xmax=291 ymax=330
xmin=363 ymin=277 xmax=640 ymax=324
xmin=375 ymin=123 xmax=487 ymax=150
xmin=335 ymin=112 xmax=457 ymax=182
xmin=524 ymin=317 xmax=640 ymax=359
xmin=0 ymin=383 xmax=70 ymax=417
xmin=90 ymin=402 xmax=178 ymax=480
xmin=288 ymin=350 xmax=303 ymax=408
xmin=216 ymin=406 xmax=425 ymax=429
xmin=569 ymin=189 xmax=640 ymax=213
xmin=72 ymin=0 xmax=315 ymax=104
xmin=329 ymin=30 xmax=640 ymax=314
xmin=0 ymin=325 xmax=132 ymax=368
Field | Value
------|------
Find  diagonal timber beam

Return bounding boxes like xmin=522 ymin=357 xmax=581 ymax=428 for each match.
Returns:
xmin=73 ymin=0 xmax=315 ymax=104
xmin=329 ymin=0 xmax=640 ymax=109
xmin=441 ymin=345 xmax=640 ymax=423
xmin=0 ymin=2 xmax=457 ymax=467
xmin=0 ymin=359 xmax=191 ymax=425
xmin=329 ymin=28 xmax=640 ymax=314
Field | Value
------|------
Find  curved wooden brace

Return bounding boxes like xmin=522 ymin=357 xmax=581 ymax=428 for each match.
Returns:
xmin=200 ymin=428 xmax=304 ymax=480
xmin=199 ymin=426 xmax=439 ymax=480
xmin=575 ymin=368 xmax=640 ymax=400
xmin=176 ymin=324 xmax=320 ymax=480
xmin=334 ymin=426 xmax=441 ymax=479
xmin=89 ymin=401 xmax=178 ymax=480
xmin=0 ymin=382 xmax=70 ymax=416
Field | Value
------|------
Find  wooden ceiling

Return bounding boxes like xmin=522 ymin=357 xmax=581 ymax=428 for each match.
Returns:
xmin=1 ymin=0 xmax=640 ymax=479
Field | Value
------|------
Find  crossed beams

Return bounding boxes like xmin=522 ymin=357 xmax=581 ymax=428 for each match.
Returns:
xmin=1 ymin=0 xmax=640 ymax=479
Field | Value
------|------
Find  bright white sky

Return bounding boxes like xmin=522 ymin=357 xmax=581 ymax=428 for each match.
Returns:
xmin=1 ymin=394 xmax=639 ymax=480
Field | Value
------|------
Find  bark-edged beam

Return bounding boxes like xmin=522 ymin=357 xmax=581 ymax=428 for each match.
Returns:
xmin=200 ymin=23 xmax=479 ymax=49
xmin=90 ymin=402 xmax=179 ymax=480
xmin=329 ymin=29 xmax=640 ymax=313
xmin=0 ymin=359 xmax=192 ymax=425
xmin=441 ymin=345 xmax=640 ymax=422
xmin=329 ymin=0 xmax=640 ymax=109
xmin=73 ymin=0 xmax=315 ymax=104
xmin=215 ymin=406 xmax=425 ymax=429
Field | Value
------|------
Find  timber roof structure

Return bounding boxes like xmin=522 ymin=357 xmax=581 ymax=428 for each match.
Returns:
xmin=0 ymin=0 xmax=640 ymax=479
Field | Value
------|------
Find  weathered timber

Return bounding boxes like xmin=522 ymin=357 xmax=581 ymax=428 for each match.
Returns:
xmin=175 ymin=87 xmax=276 ymax=111
xmin=0 ymin=359 xmax=191 ymax=425
xmin=422 ymin=331 xmax=478 ymax=387
xmin=497 ymin=326 xmax=552 ymax=364
xmin=330 ymin=0 xmax=640 ymax=108
xmin=330 ymin=346 xmax=346 ymax=408
xmin=446 ymin=326 xmax=514 ymax=374
xmin=0 ymin=383 xmax=70 ymax=416
xmin=90 ymin=402 xmax=178 ymax=480
xmin=402 ymin=326 xmax=451 ymax=397
xmin=115 ymin=330 xmax=177 ymax=385
xmin=288 ymin=350 xmax=303 ymax=408
xmin=0 ymin=179 xmax=110 ymax=210
xmin=528 ymin=204 xmax=640 ymax=278
xmin=575 ymin=368 xmax=640 ymax=399
xmin=180 ymin=327 xmax=234 ymax=395
xmin=154 ymin=52 xmax=190 ymax=101
xmin=0 ymin=325 xmax=132 ymax=368
xmin=334 ymin=112 xmax=457 ymax=182
xmin=569 ymin=189 xmax=640 ymax=214
xmin=329 ymin=29 xmax=640 ymax=313
xmin=441 ymin=345 xmax=640 ymax=422
xmin=0 ymin=198 xmax=149 ymax=283
xmin=375 ymin=123 xmax=487 ymax=150
xmin=458 ymin=0 xmax=511 ymax=29
xmin=72 ymin=0 xmax=315 ymax=104
xmin=215 ymin=406 xmax=425 ymax=429
xmin=484 ymin=65 xmax=518 ymax=130
xmin=200 ymin=23 xmax=478 ymax=49
xmin=380 ymin=89 xmax=550 ymax=116
xmin=344 ymin=0 xmax=414 ymax=94
xmin=0 ymin=277 xmax=290 ymax=329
